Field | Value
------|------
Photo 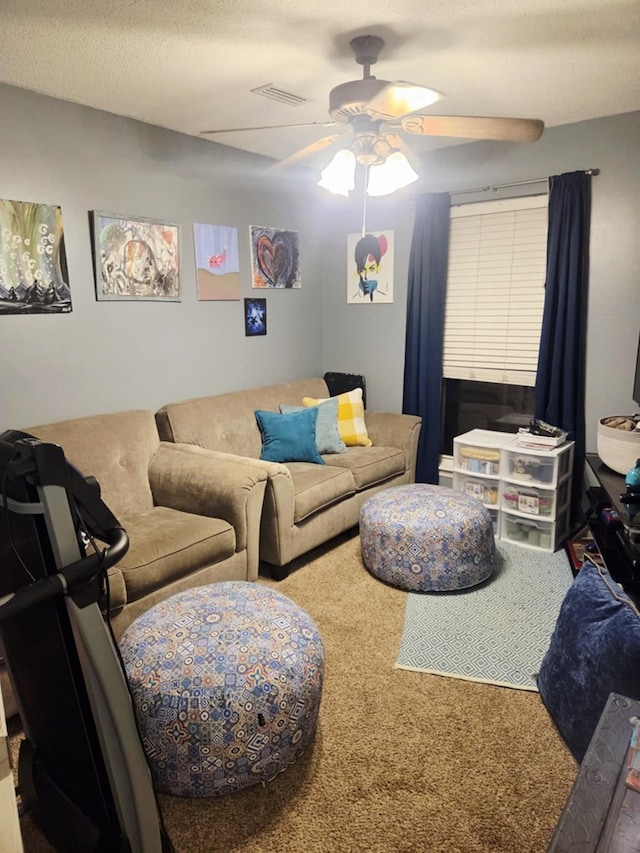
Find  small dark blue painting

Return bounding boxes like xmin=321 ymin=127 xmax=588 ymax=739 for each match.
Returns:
xmin=244 ymin=298 xmax=267 ymax=336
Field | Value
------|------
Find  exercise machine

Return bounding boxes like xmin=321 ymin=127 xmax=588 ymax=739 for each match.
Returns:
xmin=0 ymin=430 xmax=173 ymax=852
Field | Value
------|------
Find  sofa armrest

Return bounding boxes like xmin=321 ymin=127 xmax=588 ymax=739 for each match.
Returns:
xmin=148 ymin=443 xmax=268 ymax=555
xmin=166 ymin=445 xmax=290 ymax=480
xmin=106 ymin=565 xmax=127 ymax=613
xmin=364 ymin=411 xmax=422 ymax=480
xmin=153 ymin=444 xmax=298 ymax=566
xmin=168 ymin=447 xmax=299 ymax=565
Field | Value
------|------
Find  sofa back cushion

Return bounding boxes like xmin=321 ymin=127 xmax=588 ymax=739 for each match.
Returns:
xmin=28 ymin=410 xmax=159 ymax=518
xmin=155 ymin=379 xmax=330 ymax=459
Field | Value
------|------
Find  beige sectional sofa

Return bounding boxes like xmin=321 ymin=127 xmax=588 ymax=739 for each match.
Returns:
xmin=155 ymin=378 xmax=422 ymax=578
xmin=0 ymin=408 xmax=268 ymax=718
xmin=1 ymin=381 xmax=420 ymax=717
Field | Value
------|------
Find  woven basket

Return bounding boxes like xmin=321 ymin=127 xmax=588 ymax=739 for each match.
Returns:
xmin=596 ymin=417 xmax=640 ymax=475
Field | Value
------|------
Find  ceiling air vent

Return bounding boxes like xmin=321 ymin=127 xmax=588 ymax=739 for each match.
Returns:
xmin=250 ymin=84 xmax=309 ymax=107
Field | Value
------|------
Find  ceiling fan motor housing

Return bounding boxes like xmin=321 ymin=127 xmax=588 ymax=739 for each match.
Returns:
xmin=350 ymin=35 xmax=385 ymax=67
xmin=329 ymin=78 xmax=390 ymax=122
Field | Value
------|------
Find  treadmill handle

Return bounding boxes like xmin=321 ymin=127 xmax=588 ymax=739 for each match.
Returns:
xmin=0 ymin=527 xmax=129 ymax=623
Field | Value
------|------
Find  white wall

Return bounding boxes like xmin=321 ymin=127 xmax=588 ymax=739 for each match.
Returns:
xmin=0 ymin=84 xmax=326 ymax=428
xmin=319 ymin=111 xmax=640 ymax=451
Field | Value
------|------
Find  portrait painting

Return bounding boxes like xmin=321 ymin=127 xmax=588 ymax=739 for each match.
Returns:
xmin=244 ymin=298 xmax=267 ymax=336
xmin=250 ymin=225 xmax=301 ymax=289
xmin=347 ymin=230 xmax=394 ymax=303
xmin=193 ymin=223 xmax=240 ymax=300
xmin=92 ymin=211 xmax=180 ymax=301
xmin=0 ymin=198 xmax=71 ymax=314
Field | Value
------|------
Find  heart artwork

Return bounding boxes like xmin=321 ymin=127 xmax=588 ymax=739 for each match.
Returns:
xmin=254 ymin=230 xmax=298 ymax=288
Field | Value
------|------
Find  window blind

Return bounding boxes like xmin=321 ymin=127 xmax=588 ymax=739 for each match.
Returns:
xmin=443 ymin=194 xmax=548 ymax=386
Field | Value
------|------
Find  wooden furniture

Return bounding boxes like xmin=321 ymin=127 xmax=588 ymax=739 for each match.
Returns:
xmin=453 ymin=429 xmax=574 ymax=550
xmin=584 ymin=453 xmax=640 ymax=595
xmin=548 ymin=693 xmax=640 ymax=852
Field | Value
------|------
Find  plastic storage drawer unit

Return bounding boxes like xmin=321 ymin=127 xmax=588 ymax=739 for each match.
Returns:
xmin=501 ymin=481 xmax=568 ymax=517
xmin=454 ymin=474 xmax=499 ymax=506
xmin=502 ymin=508 xmax=569 ymax=551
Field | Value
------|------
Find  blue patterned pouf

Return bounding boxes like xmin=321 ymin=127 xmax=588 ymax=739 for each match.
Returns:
xmin=360 ymin=484 xmax=495 ymax=592
xmin=119 ymin=582 xmax=325 ymax=798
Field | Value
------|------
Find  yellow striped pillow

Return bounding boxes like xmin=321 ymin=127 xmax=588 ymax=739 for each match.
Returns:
xmin=303 ymin=387 xmax=372 ymax=447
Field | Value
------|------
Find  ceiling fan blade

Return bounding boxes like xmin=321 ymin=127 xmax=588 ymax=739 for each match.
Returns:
xmin=363 ymin=82 xmax=442 ymax=121
xmin=400 ymin=115 xmax=544 ymax=142
xmin=200 ymin=121 xmax=337 ymax=136
xmin=268 ymin=134 xmax=346 ymax=172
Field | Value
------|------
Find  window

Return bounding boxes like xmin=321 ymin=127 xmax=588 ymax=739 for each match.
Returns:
xmin=441 ymin=194 xmax=548 ymax=455
xmin=441 ymin=378 xmax=536 ymax=455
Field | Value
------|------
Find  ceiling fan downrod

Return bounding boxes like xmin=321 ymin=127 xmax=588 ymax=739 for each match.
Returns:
xmin=350 ymin=35 xmax=384 ymax=79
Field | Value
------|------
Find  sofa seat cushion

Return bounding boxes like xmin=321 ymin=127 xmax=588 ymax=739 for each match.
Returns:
xmin=286 ymin=463 xmax=356 ymax=523
xmin=322 ymin=446 xmax=406 ymax=491
xmin=119 ymin=506 xmax=236 ymax=602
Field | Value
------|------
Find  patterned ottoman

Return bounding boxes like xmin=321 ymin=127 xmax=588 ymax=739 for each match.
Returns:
xmin=119 ymin=581 xmax=325 ymax=798
xmin=360 ymin=484 xmax=495 ymax=591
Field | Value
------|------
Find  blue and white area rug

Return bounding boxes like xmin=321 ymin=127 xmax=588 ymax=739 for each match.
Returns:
xmin=395 ymin=540 xmax=574 ymax=691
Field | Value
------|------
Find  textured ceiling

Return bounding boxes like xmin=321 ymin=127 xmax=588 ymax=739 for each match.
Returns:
xmin=2 ymin=0 xmax=639 ymax=166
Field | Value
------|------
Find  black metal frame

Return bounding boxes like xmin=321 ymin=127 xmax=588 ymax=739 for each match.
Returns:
xmin=0 ymin=431 xmax=170 ymax=852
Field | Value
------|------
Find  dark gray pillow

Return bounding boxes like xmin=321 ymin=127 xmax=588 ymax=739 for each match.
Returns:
xmin=537 ymin=560 xmax=640 ymax=762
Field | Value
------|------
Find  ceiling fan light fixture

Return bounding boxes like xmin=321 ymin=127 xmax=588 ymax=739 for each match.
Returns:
xmin=368 ymin=83 xmax=441 ymax=120
xmin=366 ymin=151 xmax=419 ymax=197
xmin=396 ymin=83 xmax=441 ymax=112
xmin=317 ymin=149 xmax=356 ymax=196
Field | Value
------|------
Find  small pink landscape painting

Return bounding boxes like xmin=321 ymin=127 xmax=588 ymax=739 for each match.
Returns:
xmin=193 ymin=223 xmax=240 ymax=300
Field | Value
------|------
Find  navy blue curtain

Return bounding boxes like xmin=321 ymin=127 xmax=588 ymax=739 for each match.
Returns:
xmin=402 ymin=193 xmax=451 ymax=483
xmin=535 ymin=170 xmax=592 ymax=517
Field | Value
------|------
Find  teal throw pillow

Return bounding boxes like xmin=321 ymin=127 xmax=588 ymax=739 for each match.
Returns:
xmin=255 ymin=408 xmax=325 ymax=464
xmin=280 ymin=397 xmax=346 ymax=455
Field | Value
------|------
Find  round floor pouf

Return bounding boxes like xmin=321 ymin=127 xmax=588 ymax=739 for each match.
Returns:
xmin=360 ymin=484 xmax=495 ymax=592
xmin=119 ymin=581 xmax=325 ymax=798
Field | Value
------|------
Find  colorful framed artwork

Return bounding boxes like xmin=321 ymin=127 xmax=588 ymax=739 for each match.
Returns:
xmin=250 ymin=225 xmax=301 ymax=289
xmin=193 ymin=223 xmax=240 ymax=300
xmin=347 ymin=230 xmax=394 ymax=303
xmin=0 ymin=198 xmax=71 ymax=314
xmin=91 ymin=211 xmax=180 ymax=301
xmin=244 ymin=298 xmax=267 ymax=336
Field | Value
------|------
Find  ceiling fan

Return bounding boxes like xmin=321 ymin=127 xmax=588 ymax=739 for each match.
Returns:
xmin=201 ymin=35 xmax=544 ymax=192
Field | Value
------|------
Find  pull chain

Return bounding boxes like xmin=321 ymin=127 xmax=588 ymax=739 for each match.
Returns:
xmin=361 ymin=169 xmax=369 ymax=236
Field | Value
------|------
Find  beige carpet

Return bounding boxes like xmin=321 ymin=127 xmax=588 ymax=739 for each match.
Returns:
xmin=15 ymin=530 xmax=577 ymax=852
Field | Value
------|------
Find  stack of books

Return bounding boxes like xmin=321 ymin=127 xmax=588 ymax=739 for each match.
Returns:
xmin=515 ymin=427 xmax=568 ymax=449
